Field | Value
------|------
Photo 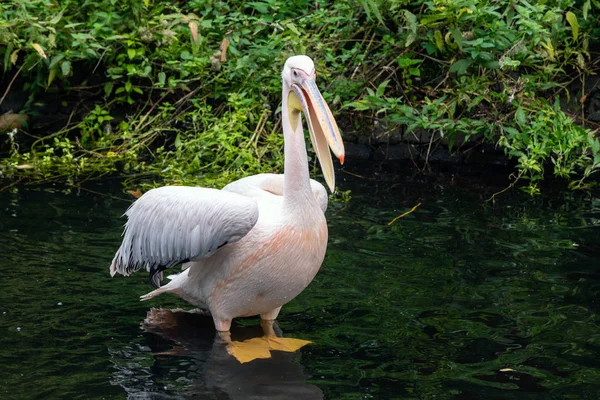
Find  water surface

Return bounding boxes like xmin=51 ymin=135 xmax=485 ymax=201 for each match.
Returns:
xmin=1 ymin=170 xmax=599 ymax=399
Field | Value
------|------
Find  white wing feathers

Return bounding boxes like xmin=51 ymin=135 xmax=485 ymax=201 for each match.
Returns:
xmin=223 ymin=173 xmax=328 ymax=213
xmin=109 ymin=186 xmax=259 ymax=283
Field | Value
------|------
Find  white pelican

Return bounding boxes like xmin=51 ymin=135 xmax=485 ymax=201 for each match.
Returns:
xmin=110 ymin=55 xmax=344 ymax=362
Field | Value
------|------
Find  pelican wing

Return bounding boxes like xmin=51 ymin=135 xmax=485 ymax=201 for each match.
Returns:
xmin=110 ymin=186 xmax=259 ymax=284
xmin=223 ymin=173 xmax=328 ymax=213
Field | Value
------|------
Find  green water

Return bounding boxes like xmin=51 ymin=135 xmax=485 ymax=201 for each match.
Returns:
xmin=1 ymin=171 xmax=599 ymax=399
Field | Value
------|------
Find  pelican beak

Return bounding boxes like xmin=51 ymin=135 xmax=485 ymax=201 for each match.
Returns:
xmin=290 ymin=78 xmax=345 ymax=192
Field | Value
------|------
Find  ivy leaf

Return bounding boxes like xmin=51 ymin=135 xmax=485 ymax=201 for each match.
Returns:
xmin=566 ymin=11 xmax=579 ymax=41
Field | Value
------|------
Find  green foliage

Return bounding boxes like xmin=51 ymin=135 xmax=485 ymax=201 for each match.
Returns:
xmin=0 ymin=0 xmax=339 ymax=187
xmin=499 ymin=99 xmax=600 ymax=194
xmin=346 ymin=0 xmax=600 ymax=194
xmin=0 ymin=0 xmax=599 ymax=194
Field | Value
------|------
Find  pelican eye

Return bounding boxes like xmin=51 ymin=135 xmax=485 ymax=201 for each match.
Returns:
xmin=292 ymin=70 xmax=298 ymax=78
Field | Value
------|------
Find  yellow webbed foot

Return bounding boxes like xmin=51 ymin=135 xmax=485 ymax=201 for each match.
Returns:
xmin=264 ymin=336 xmax=311 ymax=353
xmin=226 ymin=336 xmax=312 ymax=364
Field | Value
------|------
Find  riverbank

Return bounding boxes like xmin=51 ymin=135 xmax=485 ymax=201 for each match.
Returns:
xmin=1 ymin=0 xmax=599 ymax=194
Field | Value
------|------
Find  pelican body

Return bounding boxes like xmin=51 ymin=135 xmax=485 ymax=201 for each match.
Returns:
xmin=110 ymin=56 xmax=344 ymax=333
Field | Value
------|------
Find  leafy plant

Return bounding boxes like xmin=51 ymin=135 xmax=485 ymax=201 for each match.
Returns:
xmin=0 ymin=0 xmax=599 ymax=194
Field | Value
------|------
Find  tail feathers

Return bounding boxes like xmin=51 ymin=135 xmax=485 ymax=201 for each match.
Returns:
xmin=109 ymin=261 xmax=119 ymax=277
xmin=109 ymin=251 xmax=119 ymax=277
xmin=140 ymin=286 xmax=169 ymax=301
xmin=109 ymin=250 xmax=129 ymax=277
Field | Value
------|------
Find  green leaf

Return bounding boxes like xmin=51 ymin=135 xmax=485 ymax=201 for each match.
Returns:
xmin=346 ymin=101 xmax=372 ymax=111
xmin=421 ymin=42 xmax=438 ymax=55
xmin=127 ymin=48 xmax=136 ymax=60
xmin=403 ymin=10 xmax=418 ymax=47
xmin=369 ymin=0 xmax=385 ymax=25
xmin=47 ymin=68 xmax=57 ymax=88
xmin=396 ymin=56 xmax=422 ymax=68
xmin=376 ymin=80 xmax=390 ymax=97
xmin=247 ymin=2 xmax=269 ymax=14
xmin=449 ymin=59 xmax=472 ymax=75
xmin=359 ymin=0 xmax=385 ymax=25
xmin=483 ymin=60 xmax=500 ymax=69
xmin=3 ymin=43 xmax=13 ymax=73
xmin=285 ymin=22 xmax=301 ymax=36
xmin=49 ymin=54 xmax=64 ymax=69
xmin=61 ymin=61 xmax=71 ymax=77
xmin=104 ymin=82 xmax=113 ymax=97
xmin=434 ymin=30 xmax=444 ymax=51
xmin=451 ymin=28 xmax=465 ymax=49
xmin=503 ymin=126 xmax=520 ymax=137
xmin=566 ymin=11 xmax=579 ymax=41
xmin=583 ymin=0 xmax=591 ymax=20
xmin=158 ymin=72 xmax=166 ymax=86
xmin=49 ymin=10 xmax=64 ymax=25
xmin=516 ymin=107 xmax=527 ymax=127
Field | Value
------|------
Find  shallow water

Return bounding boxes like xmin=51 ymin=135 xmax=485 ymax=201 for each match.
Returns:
xmin=1 ymin=170 xmax=599 ymax=399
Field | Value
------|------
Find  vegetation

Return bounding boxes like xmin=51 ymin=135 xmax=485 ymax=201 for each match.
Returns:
xmin=0 ymin=0 xmax=599 ymax=193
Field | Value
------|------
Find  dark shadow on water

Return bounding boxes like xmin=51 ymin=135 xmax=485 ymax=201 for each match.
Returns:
xmin=110 ymin=308 xmax=323 ymax=399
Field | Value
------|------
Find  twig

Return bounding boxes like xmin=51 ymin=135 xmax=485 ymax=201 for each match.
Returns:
xmin=0 ymin=63 xmax=25 ymax=106
xmin=351 ymin=30 xmax=375 ymax=81
xmin=0 ymin=177 xmax=24 ymax=192
xmin=340 ymin=170 xmax=376 ymax=180
xmin=486 ymin=169 xmax=524 ymax=202
xmin=388 ymin=202 xmax=422 ymax=226
xmin=92 ymin=48 xmax=107 ymax=74
xmin=78 ymin=186 xmax=131 ymax=202
xmin=134 ymin=89 xmax=171 ymax=132
xmin=423 ymin=130 xmax=436 ymax=170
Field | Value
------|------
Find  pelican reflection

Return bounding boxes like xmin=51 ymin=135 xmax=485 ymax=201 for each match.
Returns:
xmin=111 ymin=308 xmax=323 ymax=399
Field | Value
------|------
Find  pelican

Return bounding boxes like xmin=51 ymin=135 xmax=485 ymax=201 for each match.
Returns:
xmin=110 ymin=55 xmax=344 ymax=362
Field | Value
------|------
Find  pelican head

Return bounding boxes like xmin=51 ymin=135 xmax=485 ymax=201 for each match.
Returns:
xmin=283 ymin=55 xmax=345 ymax=192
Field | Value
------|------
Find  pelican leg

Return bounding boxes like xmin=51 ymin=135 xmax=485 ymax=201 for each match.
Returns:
xmin=223 ymin=314 xmax=311 ymax=364
xmin=213 ymin=317 xmax=232 ymax=332
xmin=260 ymin=306 xmax=281 ymax=321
